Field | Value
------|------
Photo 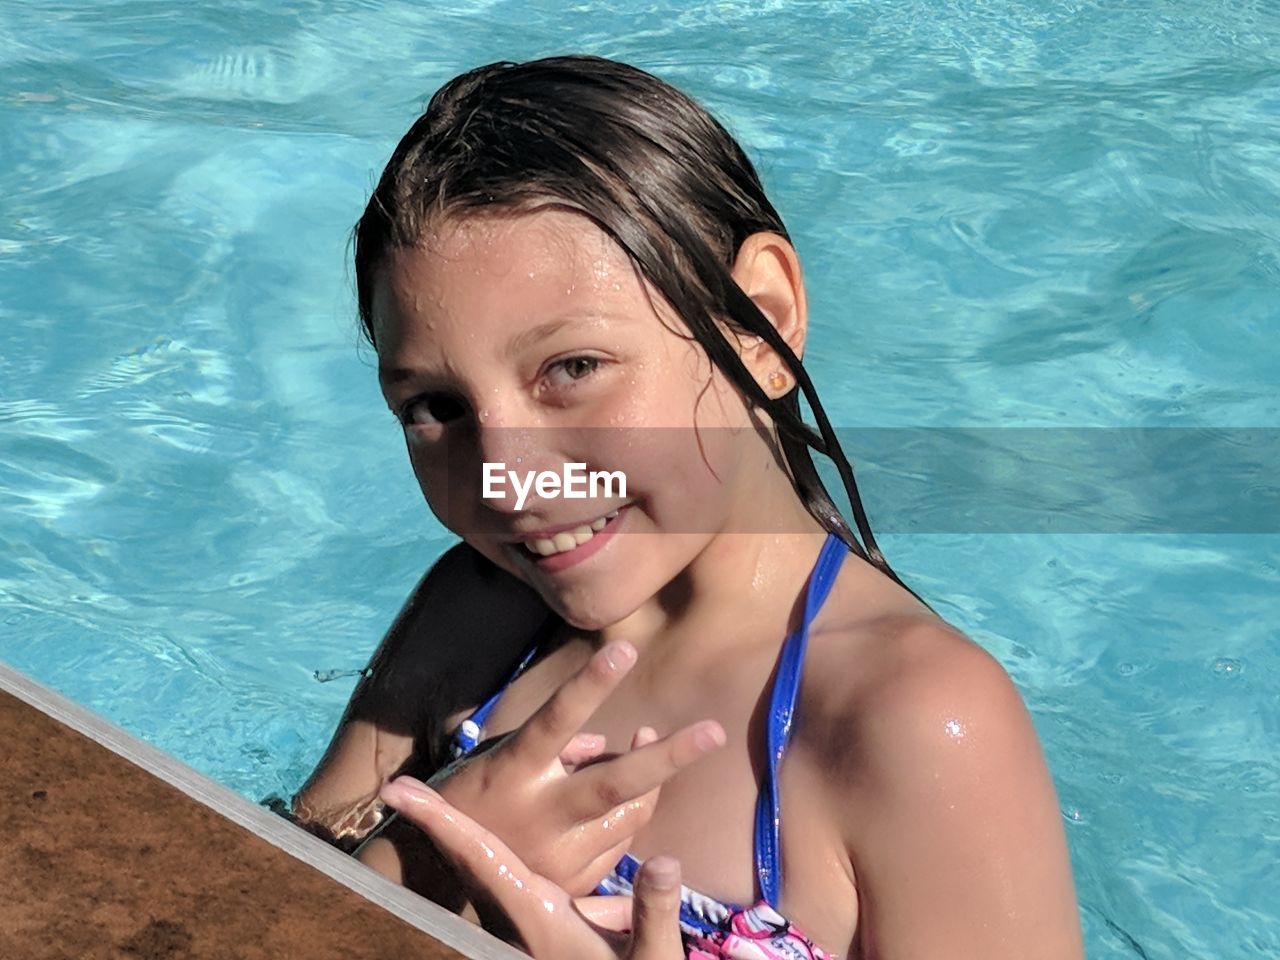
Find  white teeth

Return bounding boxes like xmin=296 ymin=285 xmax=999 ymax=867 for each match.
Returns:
xmin=523 ymin=509 xmax=620 ymax=558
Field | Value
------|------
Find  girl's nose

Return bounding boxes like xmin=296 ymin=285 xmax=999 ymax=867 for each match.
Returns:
xmin=471 ymin=408 xmax=563 ymax=514
xmin=473 ymin=402 xmax=532 ymax=458
xmin=475 ymin=423 xmax=537 ymax=473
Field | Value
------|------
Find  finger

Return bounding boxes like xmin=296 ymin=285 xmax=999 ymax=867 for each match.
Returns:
xmin=512 ymin=641 xmax=638 ymax=767
xmin=560 ymin=732 xmax=608 ymax=768
xmin=626 ymin=856 xmax=685 ymax=960
xmin=573 ymin=894 xmax=634 ymax=933
xmin=378 ymin=778 xmax=564 ymax=948
xmin=567 ymin=720 xmax=725 ymax=821
xmin=563 ymin=833 xmax=637 ymax=897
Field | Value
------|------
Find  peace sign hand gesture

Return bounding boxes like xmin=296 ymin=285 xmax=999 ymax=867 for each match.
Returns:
xmin=410 ymin=640 xmax=724 ymax=897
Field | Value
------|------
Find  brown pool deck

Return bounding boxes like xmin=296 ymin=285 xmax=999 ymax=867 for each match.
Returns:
xmin=0 ymin=664 xmax=521 ymax=960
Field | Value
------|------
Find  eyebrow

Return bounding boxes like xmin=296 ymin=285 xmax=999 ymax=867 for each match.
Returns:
xmin=502 ymin=315 xmax=606 ymax=360
xmin=378 ymin=314 xmax=613 ymax=385
xmin=377 ymin=363 xmax=438 ymax=386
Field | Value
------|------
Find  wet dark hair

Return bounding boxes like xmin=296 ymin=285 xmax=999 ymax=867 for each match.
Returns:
xmin=354 ymin=54 xmax=913 ymax=591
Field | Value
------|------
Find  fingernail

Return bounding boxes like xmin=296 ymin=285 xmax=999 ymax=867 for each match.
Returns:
xmin=641 ymin=855 xmax=680 ymax=891
xmin=603 ymin=640 xmax=636 ymax=671
xmin=694 ymin=722 xmax=726 ymax=752
xmin=581 ymin=733 xmax=606 ymax=750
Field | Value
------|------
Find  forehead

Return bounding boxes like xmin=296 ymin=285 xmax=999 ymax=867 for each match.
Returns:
xmin=430 ymin=205 xmax=620 ymax=271
xmin=370 ymin=207 xmax=634 ymax=345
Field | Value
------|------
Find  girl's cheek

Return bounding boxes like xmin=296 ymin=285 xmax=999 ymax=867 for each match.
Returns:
xmin=407 ymin=453 xmax=460 ymax=525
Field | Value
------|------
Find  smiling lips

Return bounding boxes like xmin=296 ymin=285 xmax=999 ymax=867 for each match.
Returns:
xmin=522 ymin=509 xmax=620 ymax=557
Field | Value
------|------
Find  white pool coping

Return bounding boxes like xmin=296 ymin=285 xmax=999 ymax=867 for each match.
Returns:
xmin=0 ymin=661 xmax=523 ymax=960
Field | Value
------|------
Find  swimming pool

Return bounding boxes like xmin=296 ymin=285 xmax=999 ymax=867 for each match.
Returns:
xmin=2 ymin=1 xmax=1277 ymax=956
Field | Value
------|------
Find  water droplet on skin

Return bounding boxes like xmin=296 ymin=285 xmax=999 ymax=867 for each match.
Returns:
xmin=1212 ymin=657 xmax=1243 ymax=677
xmin=600 ymin=804 xmax=631 ymax=831
xmin=943 ymin=718 xmax=965 ymax=739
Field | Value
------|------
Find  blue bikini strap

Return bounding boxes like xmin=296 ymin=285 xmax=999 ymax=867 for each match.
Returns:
xmin=753 ymin=533 xmax=848 ymax=907
xmin=450 ymin=614 xmax=557 ymax=758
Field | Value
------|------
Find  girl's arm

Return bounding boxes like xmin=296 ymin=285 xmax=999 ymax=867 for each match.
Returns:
xmin=290 ymin=543 xmax=549 ymax=852
xmin=837 ymin=623 xmax=1084 ymax=959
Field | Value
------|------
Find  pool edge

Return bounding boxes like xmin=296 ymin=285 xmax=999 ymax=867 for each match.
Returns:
xmin=0 ymin=660 xmax=523 ymax=960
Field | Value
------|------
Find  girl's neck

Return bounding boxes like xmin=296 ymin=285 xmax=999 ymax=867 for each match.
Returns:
xmin=585 ymin=499 xmax=832 ymax=667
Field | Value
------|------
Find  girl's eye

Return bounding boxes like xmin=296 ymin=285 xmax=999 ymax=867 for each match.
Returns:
xmin=544 ymin=356 xmax=600 ymax=388
xmin=400 ymin=394 xmax=466 ymax=427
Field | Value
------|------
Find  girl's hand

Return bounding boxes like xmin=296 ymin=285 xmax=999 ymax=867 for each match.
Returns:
xmin=403 ymin=641 xmax=725 ymax=896
xmin=381 ymin=781 xmax=686 ymax=960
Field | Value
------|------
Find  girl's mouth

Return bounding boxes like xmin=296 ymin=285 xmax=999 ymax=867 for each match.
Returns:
xmin=517 ymin=506 xmax=626 ymax=572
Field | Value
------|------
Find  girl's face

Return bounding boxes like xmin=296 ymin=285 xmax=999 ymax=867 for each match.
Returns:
xmin=372 ymin=206 xmax=792 ymax=629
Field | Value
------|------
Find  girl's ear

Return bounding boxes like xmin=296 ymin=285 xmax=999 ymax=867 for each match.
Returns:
xmin=730 ymin=232 xmax=808 ymax=399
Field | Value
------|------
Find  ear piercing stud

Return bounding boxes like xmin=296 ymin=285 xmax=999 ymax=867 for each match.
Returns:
xmin=768 ymin=370 xmax=788 ymax=392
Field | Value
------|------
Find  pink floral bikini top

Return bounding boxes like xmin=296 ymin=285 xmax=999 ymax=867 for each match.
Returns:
xmin=450 ymin=535 xmax=849 ymax=960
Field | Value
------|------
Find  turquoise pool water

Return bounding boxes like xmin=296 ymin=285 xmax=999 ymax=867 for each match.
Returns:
xmin=2 ymin=1 xmax=1277 ymax=956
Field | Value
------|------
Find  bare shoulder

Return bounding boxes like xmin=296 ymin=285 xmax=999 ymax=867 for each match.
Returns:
xmin=853 ymin=613 xmax=1023 ymax=747
xmin=798 ymin=589 xmax=1083 ymax=957
xmin=798 ymin=608 xmax=1024 ymax=774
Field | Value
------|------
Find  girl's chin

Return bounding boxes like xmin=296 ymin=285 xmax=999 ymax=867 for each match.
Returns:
xmin=538 ymin=582 xmax=646 ymax=632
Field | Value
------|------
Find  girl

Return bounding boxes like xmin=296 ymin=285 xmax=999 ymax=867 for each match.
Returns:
xmin=292 ymin=55 xmax=1083 ymax=960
